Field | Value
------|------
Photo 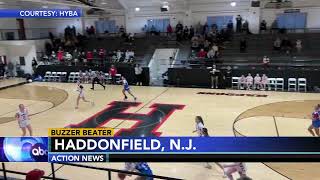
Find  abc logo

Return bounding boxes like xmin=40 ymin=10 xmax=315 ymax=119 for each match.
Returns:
xmin=31 ymin=143 xmax=48 ymax=161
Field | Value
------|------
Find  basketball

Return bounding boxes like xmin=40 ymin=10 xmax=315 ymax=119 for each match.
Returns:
xmin=118 ymin=173 xmax=126 ymax=179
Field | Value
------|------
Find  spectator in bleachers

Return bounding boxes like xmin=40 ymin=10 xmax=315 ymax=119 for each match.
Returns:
xmin=262 ymin=56 xmax=270 ymax=68
xmin=65 ymin=52 xmax=73 ymax=65
xmin=79 ymin=70 xmax=85 ymax=83
xmin=176 ymin=29 xmax=183 ymax=41
xmin=189 ymin=26 xmax=195 ymax=39
xmin=109 ymin=65 xmax=118 ymax=84
xmin=273 ymin=38 xmax=281 ymax=51
xmin=281 ymin=37 xmax=292 ymax=55
xmin=296 ymin=39 xmax=302 ymax=53
xmin=242 ymin=20 xmax=250 ymax=34
xmin=86 ymin=50 xmax=93 ymax=66
xmin=135 ymin=64 xmax=143 ymax=86
xmin=99 ymin=48 xmax=106 ymax=62
xmin=119 ymin=25 xmax=125 ymax=34
xmin=167 ymin=24 xmax=173 ymax=36
xmin=261 ymin=74 xmax=268 ymax=90
xmin=236 ymin=15 xmax=242 ymax=33
xmin=57 ymin=48 xmax=64 ymax=62
xmin=240 ymin=38 xmax=247 ymax=53
xmin=191 ymin=35 xmax=199 ymax=50
xmin=254 ymin=74 xmax=262 ymax=90
xmin=227 ymin=20 xmax=234 ymax=32
xmin=238 ymin=75 xmax=246 ymax=90
xmin=183 ymin=26 xmax=189 ymax=40
xmin=116 ymin=50 xmax=122 ymax=62
xmin=271 ymin=20 xmax=278 ymax=34
xmin=204 ymin=40 xmax=211 ymax=52
xmin=207 ymin=44 xmax=218 ymax=59
xmin=125 ymin=50 xmax=131 ymax=62
xmin=202 ymin=23 xmax=209 ymax=35
xmin=51 ymin=51 xmax=56 ymax=61
xmin=260 ymin=20 xmax=267 ymax=33
xmin=207 ymin=47 xmax=215 ymax=59
xmin=195 ymin=22 xmax=203 ymax=35
xmin=197 ymin=49 xmax=207 ymax=58
xmin=129 ymin=49 xmax=135 ymax=59
xmin=176 ymin=21 xmax=183 ymax=32
xmin=89 ymin=26 xmax=95 ymax=35
xmin=150 ymin=25 xmax=157 ymax=35
xmin=246 ymin=73 xmax=253 ymax=90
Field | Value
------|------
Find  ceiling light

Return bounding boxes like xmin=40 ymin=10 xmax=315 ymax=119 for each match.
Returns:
xmin=42 ymin=5 xmax=48 ymax=8
xmin=230 ymin=2 xmax=237 ymax=7
xmin=101 ymin=2 xmax=107 ymax=5
xmin=135 ymin=7 xmax=140 ymax=12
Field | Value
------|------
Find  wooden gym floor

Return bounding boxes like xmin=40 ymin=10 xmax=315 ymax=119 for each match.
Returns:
xmin=0 ymin=81 xmax=319 ymax=180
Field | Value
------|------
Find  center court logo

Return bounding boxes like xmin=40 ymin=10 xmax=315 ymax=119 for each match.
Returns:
xmin=3 ymin=137 xmax=48 ymax=162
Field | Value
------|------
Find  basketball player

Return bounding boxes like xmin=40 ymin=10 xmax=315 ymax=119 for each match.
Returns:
xmin=76 ymin=84 xmax=94 ymax=109
xmin=223 ymin=162 xmax=248 ymax=180
xmin=238 ymin=75 xmax=246 ymax=90
xmin=118 ymin=162 xmax=153 ymax=180
xmin=201 ymin=128 xmax=212 ymax=169
xmin=261 ymin=74 xmax=268 ymax=90
xmin=91 ymin=71 xmax=106 ymax=90
xmin=308 ymin=104 xmax=320 ymax=136
xmin=15 ymin=104 xmax=32 ymax=136
xmin=245 ymin=73 xmax=253 ymax=90
xmin=253 ymin=74 xmax=261 ymax=90
xmin=119 ymin=76 xmax=137 ymax=101
xmin=193 ymin=116 xmax=205 ymax=136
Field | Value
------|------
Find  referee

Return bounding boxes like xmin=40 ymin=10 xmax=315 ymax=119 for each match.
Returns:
xmin=90 ymin=71 xmax=106 ymax=90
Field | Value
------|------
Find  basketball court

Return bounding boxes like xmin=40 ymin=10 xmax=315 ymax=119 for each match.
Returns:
xmin=0 ymin=80 xmax=319 ymax=179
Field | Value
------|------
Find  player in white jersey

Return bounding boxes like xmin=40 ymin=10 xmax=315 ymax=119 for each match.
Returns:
xmin=223 ymin=162 xmax=248 ymax=180
xmin=245 ymin=73 xmax=253 ymax=90
xmin=15 ymin=104 xmax=32 ymax=136
xmin=193 ymin=116 xmax=205 ymax=136
xmin=75 ymin=83 xmax=94 ymax=109
xmin=119 ymin=76 xmax=137 ymax=101
xmin=253 ymin=74 xmax=262 ymax=90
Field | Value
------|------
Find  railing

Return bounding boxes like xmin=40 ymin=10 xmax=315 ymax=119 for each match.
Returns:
xmin=0 ymin=162 xmax=182 ymax=180
xmin=0 ymin=28 xmax=58 ymax=41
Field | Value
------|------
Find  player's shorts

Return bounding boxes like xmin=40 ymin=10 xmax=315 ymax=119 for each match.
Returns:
xmin=139 ymin=170 xmax=153 ymax=180
xmin=124 ymin=87 xmax=130 ymax=91
xmin=312 ymin=120 xmax=320 ymax=128
xmin=19 ymin=120 xmax=30 ymax=128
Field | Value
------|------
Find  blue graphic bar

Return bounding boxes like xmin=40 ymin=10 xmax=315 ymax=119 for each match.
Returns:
xmin=50 ymin=137 xmax=320 ymax=153
xmin=49 ymin=153 xmax=108 ymax=162
xmin=0 ymin=9 xmax=82 ymax=18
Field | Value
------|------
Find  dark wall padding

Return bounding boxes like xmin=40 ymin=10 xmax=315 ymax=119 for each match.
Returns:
xmin=36 ymin=65 xmax=150 ymax=86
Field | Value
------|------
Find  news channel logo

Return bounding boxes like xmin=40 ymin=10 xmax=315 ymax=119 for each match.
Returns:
xmin=3 ymin=137 xmax=48 ymax=162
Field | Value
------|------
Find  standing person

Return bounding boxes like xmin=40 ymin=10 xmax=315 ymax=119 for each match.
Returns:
xmin=223 ymin=163 xmax=249 ymax=180
xmin=76 ymin=84 xmax=94 ymax=109
xmin=192 ymin=116 xmax=205 ymax=136
xmin=31 ymin=57 xmax=38 ymax=75
xmin=118 ymin=162 xmax=153 ymax=180
xmin=90 ymin=71 xmax=106 ymax=90
xmin=109 ymin=65 xmax=117 ymax=84
xmin=262 ymin=56 xmax=270 ymax=68
xmin=15 ymin=104 xmax=32 ymax=136
xmin=261 ymin=74 xmax=268 ymax=90
xmin=296 ymin=39 xmax=302 ymax=53
xmin=308 ymin=104 xmax=320 ymax=137
xmin=209 ymin=65 xmax=220 ymax=89
xmin=119 ymin=76 xmax=137 ymax=101
xmin=135 ymin=64 xmax=143 ymax=86
xmin=236 ymin=15 xmax=242 ymax=33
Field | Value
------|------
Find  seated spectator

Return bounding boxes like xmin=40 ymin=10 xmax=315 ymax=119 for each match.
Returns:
xmin=26 ymin=169 xmax=45 ymax=180
xmin=116 ymin=50 xmax=122 ymax=61
xmin=262 ymin=56 xmax=270 ymax=67
xmin=86 ymin=50 xmax=93 ymax=66
xmin=150 ymin=25 xmax=157 ymax=35
xmin=246 ymin=73 xmax=253 ymax=90
xmin=254 ymin=74 xmax=262 ymax=90
xmin=57 ymin=48 xmax=64 ymax=62
xmin=207 ymin=45 xmax=218 ymax=59
xmin=273 ymin=38 xmax=281 ymax=51
xmin=65 ymin=52 xmax=72 ymax=62
xmin=197 ymin=49 xmax=207 ymax=58
xmin=79 ymin=70 xmax=85 ymax=83
xmin=125 ymin=50 xmax=131 ymax=62
xmin=281 ymin=37 xmax=292 ymax=55
xmin=271 ymin=19 xmax=278 ymax=34
xmin=296 ymin=39 xmax=302 ymax=53
xmin=227 ymin=20 xmax=234 ymax=32
xmin=260 ymin=20 xmax=267 ymax=32
xmin=99 ymin=48 xmax=106 ymax=61
xmin=212 ymin=44 xmax=219 ymax=58
xmin=203 ymin=40 xmax=211 ymax=52
xmin=238 ymin=75 xmax=246 ymax=90
xmin=191 ymin=36 xmax=199 ymax=50
xmin=242 ymin=20 xmax=250 ymax=34
xmin=261 ymin=74 xmax=268 ymax=90
xmin=129 ymin=49 xmax=135 ymax=59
